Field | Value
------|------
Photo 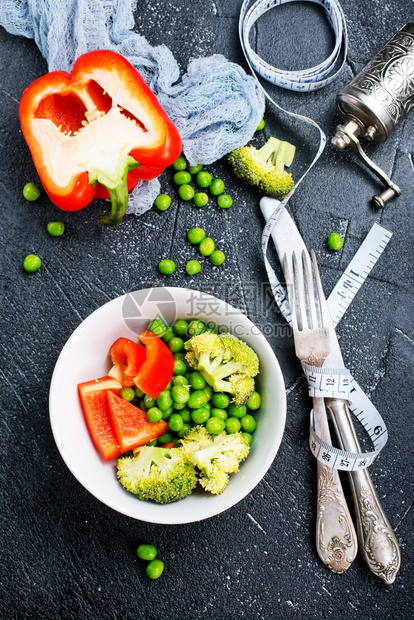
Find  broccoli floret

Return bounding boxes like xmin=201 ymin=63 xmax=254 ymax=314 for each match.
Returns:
xmin=181 ymin=426 xmax=250 ymax=495
xmin=117 ymin=446 xmax=198 ymax=504
xmin=228 ymin=136 xmax=295 ymax=199
xmin=185 ymin=332 xmax=259 ymax=405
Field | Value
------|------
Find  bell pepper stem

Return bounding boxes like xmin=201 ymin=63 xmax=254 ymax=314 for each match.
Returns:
xmin=89 ymin=155 xmax=140 ymax=227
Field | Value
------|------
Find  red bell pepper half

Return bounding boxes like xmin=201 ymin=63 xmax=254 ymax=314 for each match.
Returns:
xmin=106 ymin=390 xmax=168 ymax=452
xmin=133 ymin=330 xmax=175 ymax=399
xmin=78 ymin=376 xmax=123 ymax=461
xmin=107 ymin=337 xmax=146 ymax=387
xmin=19 ymin=50 xmax=182 ymax=226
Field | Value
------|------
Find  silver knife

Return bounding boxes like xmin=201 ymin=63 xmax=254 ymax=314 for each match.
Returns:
xmin=261 ymin=196 xmax=401 ymax=583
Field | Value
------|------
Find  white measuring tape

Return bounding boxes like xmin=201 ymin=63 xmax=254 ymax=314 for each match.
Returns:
xmin=239 ymin=1 xmax=393 ymax=470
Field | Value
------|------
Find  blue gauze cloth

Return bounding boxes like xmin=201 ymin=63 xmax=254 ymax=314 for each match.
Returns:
xmin=0 ymin=0 xmax=265 ymax=215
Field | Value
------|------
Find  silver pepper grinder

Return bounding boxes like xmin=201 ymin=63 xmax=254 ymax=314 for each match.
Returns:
xmin=332 ymin=23 xmax=414 ymax=208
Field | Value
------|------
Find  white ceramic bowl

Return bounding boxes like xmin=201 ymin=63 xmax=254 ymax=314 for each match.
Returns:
xmin=49 ymin=287 xmax=286 ymax=524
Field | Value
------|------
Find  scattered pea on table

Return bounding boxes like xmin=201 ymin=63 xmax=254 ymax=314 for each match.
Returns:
xmin=178 ymin=184 xmax=195 ymax=201
xmin=154 ymin=194 xmax=171 ymax=211
xmin=209 ymin=178 xmax=225 ymax=196
xmin=23 ymin=182 xmax=40 ymax=201
xmin=47 ymin=221 xmax=65 ymax=236
xmin=187 ymin=228 xmax=205 ymax=244
xmin=193 ymin=192 xmax=209 ymax=207
xmin=256 ymin=118 xmax=265 ymax=131
xmin=23 ymin=254 xmax=41 ymax=273
xmin=172 ymin=154 xmax=187 ymax=171
xmin=327 ymin=232 xmax=344 ymax=250
xmin=146 ymin=559 xmax=164 ymax=579
xmin=217 ymin=194 xmax=232 ymax=209
xmin=137 ymin=544 xmax=157 ymax=561
xmin=186 ymin=259 xmax=201 ymax=275
xmin=196 ymin=171 xmax=213 ymax=188
xmin=209 ymin=250 xmax=225 ymax=265
xmin=187 ymin=164 xmax=203 ymax=174
xmin=159 ymin=259 xmax=176 ymax=275
xmin=199 ymin=237 xmax=215 ymax=256
xmin=173 ymin=170 xmax=191 ymax=185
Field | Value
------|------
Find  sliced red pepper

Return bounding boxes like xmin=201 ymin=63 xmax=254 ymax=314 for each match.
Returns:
xmin=133 ymin=330 xmax=175 ymax=399
xmin=107 ymin=337 xmax=146 ymax=387
xmin=78 ymin=376 xmax=123 ymax=461
xmin=106 ymin=390 xmax=168 ymax=451
xmin=19 ymin=50 xmax=182 ymax=226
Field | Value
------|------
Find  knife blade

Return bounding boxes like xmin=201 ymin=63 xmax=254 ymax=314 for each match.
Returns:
xmin=260 ymin=196 xmax=401 ymax=583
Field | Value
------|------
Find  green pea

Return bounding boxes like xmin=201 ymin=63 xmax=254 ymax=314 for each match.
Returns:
xmin=135 ymin=387 xmax=145 ymax=399
xmin=23 ymin=182 xmax=40 ymax=201
xmin=217 ymin=194 xmax=232 ymax=209
xmin=171 ymin=384 xmax=190 ymax=405
xmin=241 ymin=432 xmax=253 ymax=446
xmin=210 ymin=407 xmax=228 ymax=421
xmin=159 ymin=259 xmax=176 ymax=275
xmin=187 ymin=227 xmax=206 ymax=244
xmin=203 ymin=401 xmax=211 ymax=411
xmin=172 ymin=437 xmax=181 ymax=447
xmin=148 ymin=319 xmax=167 ymax=338
xmin=174 ymin=352 xmax=186 ymax=362
xmin=173 ymin=402 xmax=186 ymax=410
xmin=209 ymin=179 xmax=225 ymax=196
xmin=174 ymin=170 xmax=191 ymax=185
xmin=162 ymin=327 xmax=175 ymax=343
xmin=327 ymin=232 xmax=344 ymax=251
xmin=157 ymin=431 xmax=174 ymax=444
xmin=154 ymin=194 xmax=171 ymax=211
xmin=228 ymin=403 xmax=246 ymax=418
xmin=173 ymin=358 xmax=187 ymax=375
xmin=148 ymin=440 xmax=158 ymax=447
xmin=191 ymin=407 xmax=210 ymax=425
xmin=188 ymin=320 xmax=205 ymax=336
xmin=186 ymin=260 xmax=201 ymax=276
xmin=193 ymin=192 xmax=209 ymax=207
xmin=240 ymin=414 xmax=257 ymax=433
xmin=178 ymin=423 xmax=192 ymax=438
xmin=189 ymin=372 xmax=206 ymax=390
xmin=165 ymin=381 xmax=173 ymax=391
xmin=137 ymin=544 xmax=157 ymax=561
xmin=23 ymin=254 xmax=41 ymax=273
xmin=196 ymin=171 xmax=213 ymax=188
xmin=168 ymin=337 xmax=184 ymax=353
xmin=120 ymin=387 xmax=135 ymax=402
xmin=161 ymin=406 xmax=173 ymax=420
xmin=188 ymin=164 xmax=203 ymax=174
xmin=180 ymin=408 xmax=191 ymax=423
xmin=144 ymin=394 xmax=157 ymax=409
xmin=139 ymin=398 xmax=148 ymax=412
xmin=178 ymin=184 xmax=195 ymax=201
xmin=206 ymin=417 xmax=226 ymax=434
xmin=202 ymin=384 xmax=213 ymax=401
xmin=209 ymin=250 xmax=225 ymax=266
xmin=256 ymin=118 xmax=265 ymax=131
xmin=172 ymin=154 xmax=187 ymax=170
xmin=47 ymin=221 xmax=65 ymax=236
xmin=187 ymin=390 xmax=208 ymax=409
xmin=199 ymin=237 xmax=215 ymax=256
xmin=172 ymin=375 xmax=189 ymax=386
xmin=173 ymin=319 xmax=189 ymax=336
xmin=169 ymin=413 xmax=184 ymax=432
xmin=246 ymin=391 xmax=261 ymax=410
xmin=211 ymin=392 xmax=230 ymax=409
xmin=225 ymin=417 xmax=241 ymax=433
xmin=157 ymin=390 xmax=173 ymax=411
xmin=146 ymin=407 xmax=163 ymax=423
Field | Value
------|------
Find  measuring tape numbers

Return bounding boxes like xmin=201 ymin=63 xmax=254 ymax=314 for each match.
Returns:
xmin=303 ymin=363 xmax=389 ymax=470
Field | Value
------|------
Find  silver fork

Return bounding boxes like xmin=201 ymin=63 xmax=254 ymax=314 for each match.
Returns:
xmin=284 ymin=249 xmax=357 ymax=573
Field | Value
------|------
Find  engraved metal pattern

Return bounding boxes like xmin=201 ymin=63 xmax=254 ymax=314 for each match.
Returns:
xmin=358 ymin=484 xmax=401 ymax=584
xmin=347 ymin=28 xmax=414 ymax=128
xmin=317 ymin=465 xmax=357 ymax=573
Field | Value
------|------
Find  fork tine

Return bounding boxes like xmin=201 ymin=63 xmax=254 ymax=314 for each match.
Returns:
xmin=292 ymin=251 xmax=307 ymax=331
xmin=283 ymin=253 xmax=299 ymax=333
xmin=311 ymin=249 xmax=329 ymax=329
xmin=301 ymin=250 xmax=319 ymax=330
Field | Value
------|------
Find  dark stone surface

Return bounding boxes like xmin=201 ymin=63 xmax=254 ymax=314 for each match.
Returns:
xmin=0 ymin=2 xmax=413 ymax=618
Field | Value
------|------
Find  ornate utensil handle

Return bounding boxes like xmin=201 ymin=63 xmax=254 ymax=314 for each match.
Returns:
xmin=326 ymin=398 xmax=401 ymax=584
xmin=313 ymin=397 xmax=357 ymax=573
